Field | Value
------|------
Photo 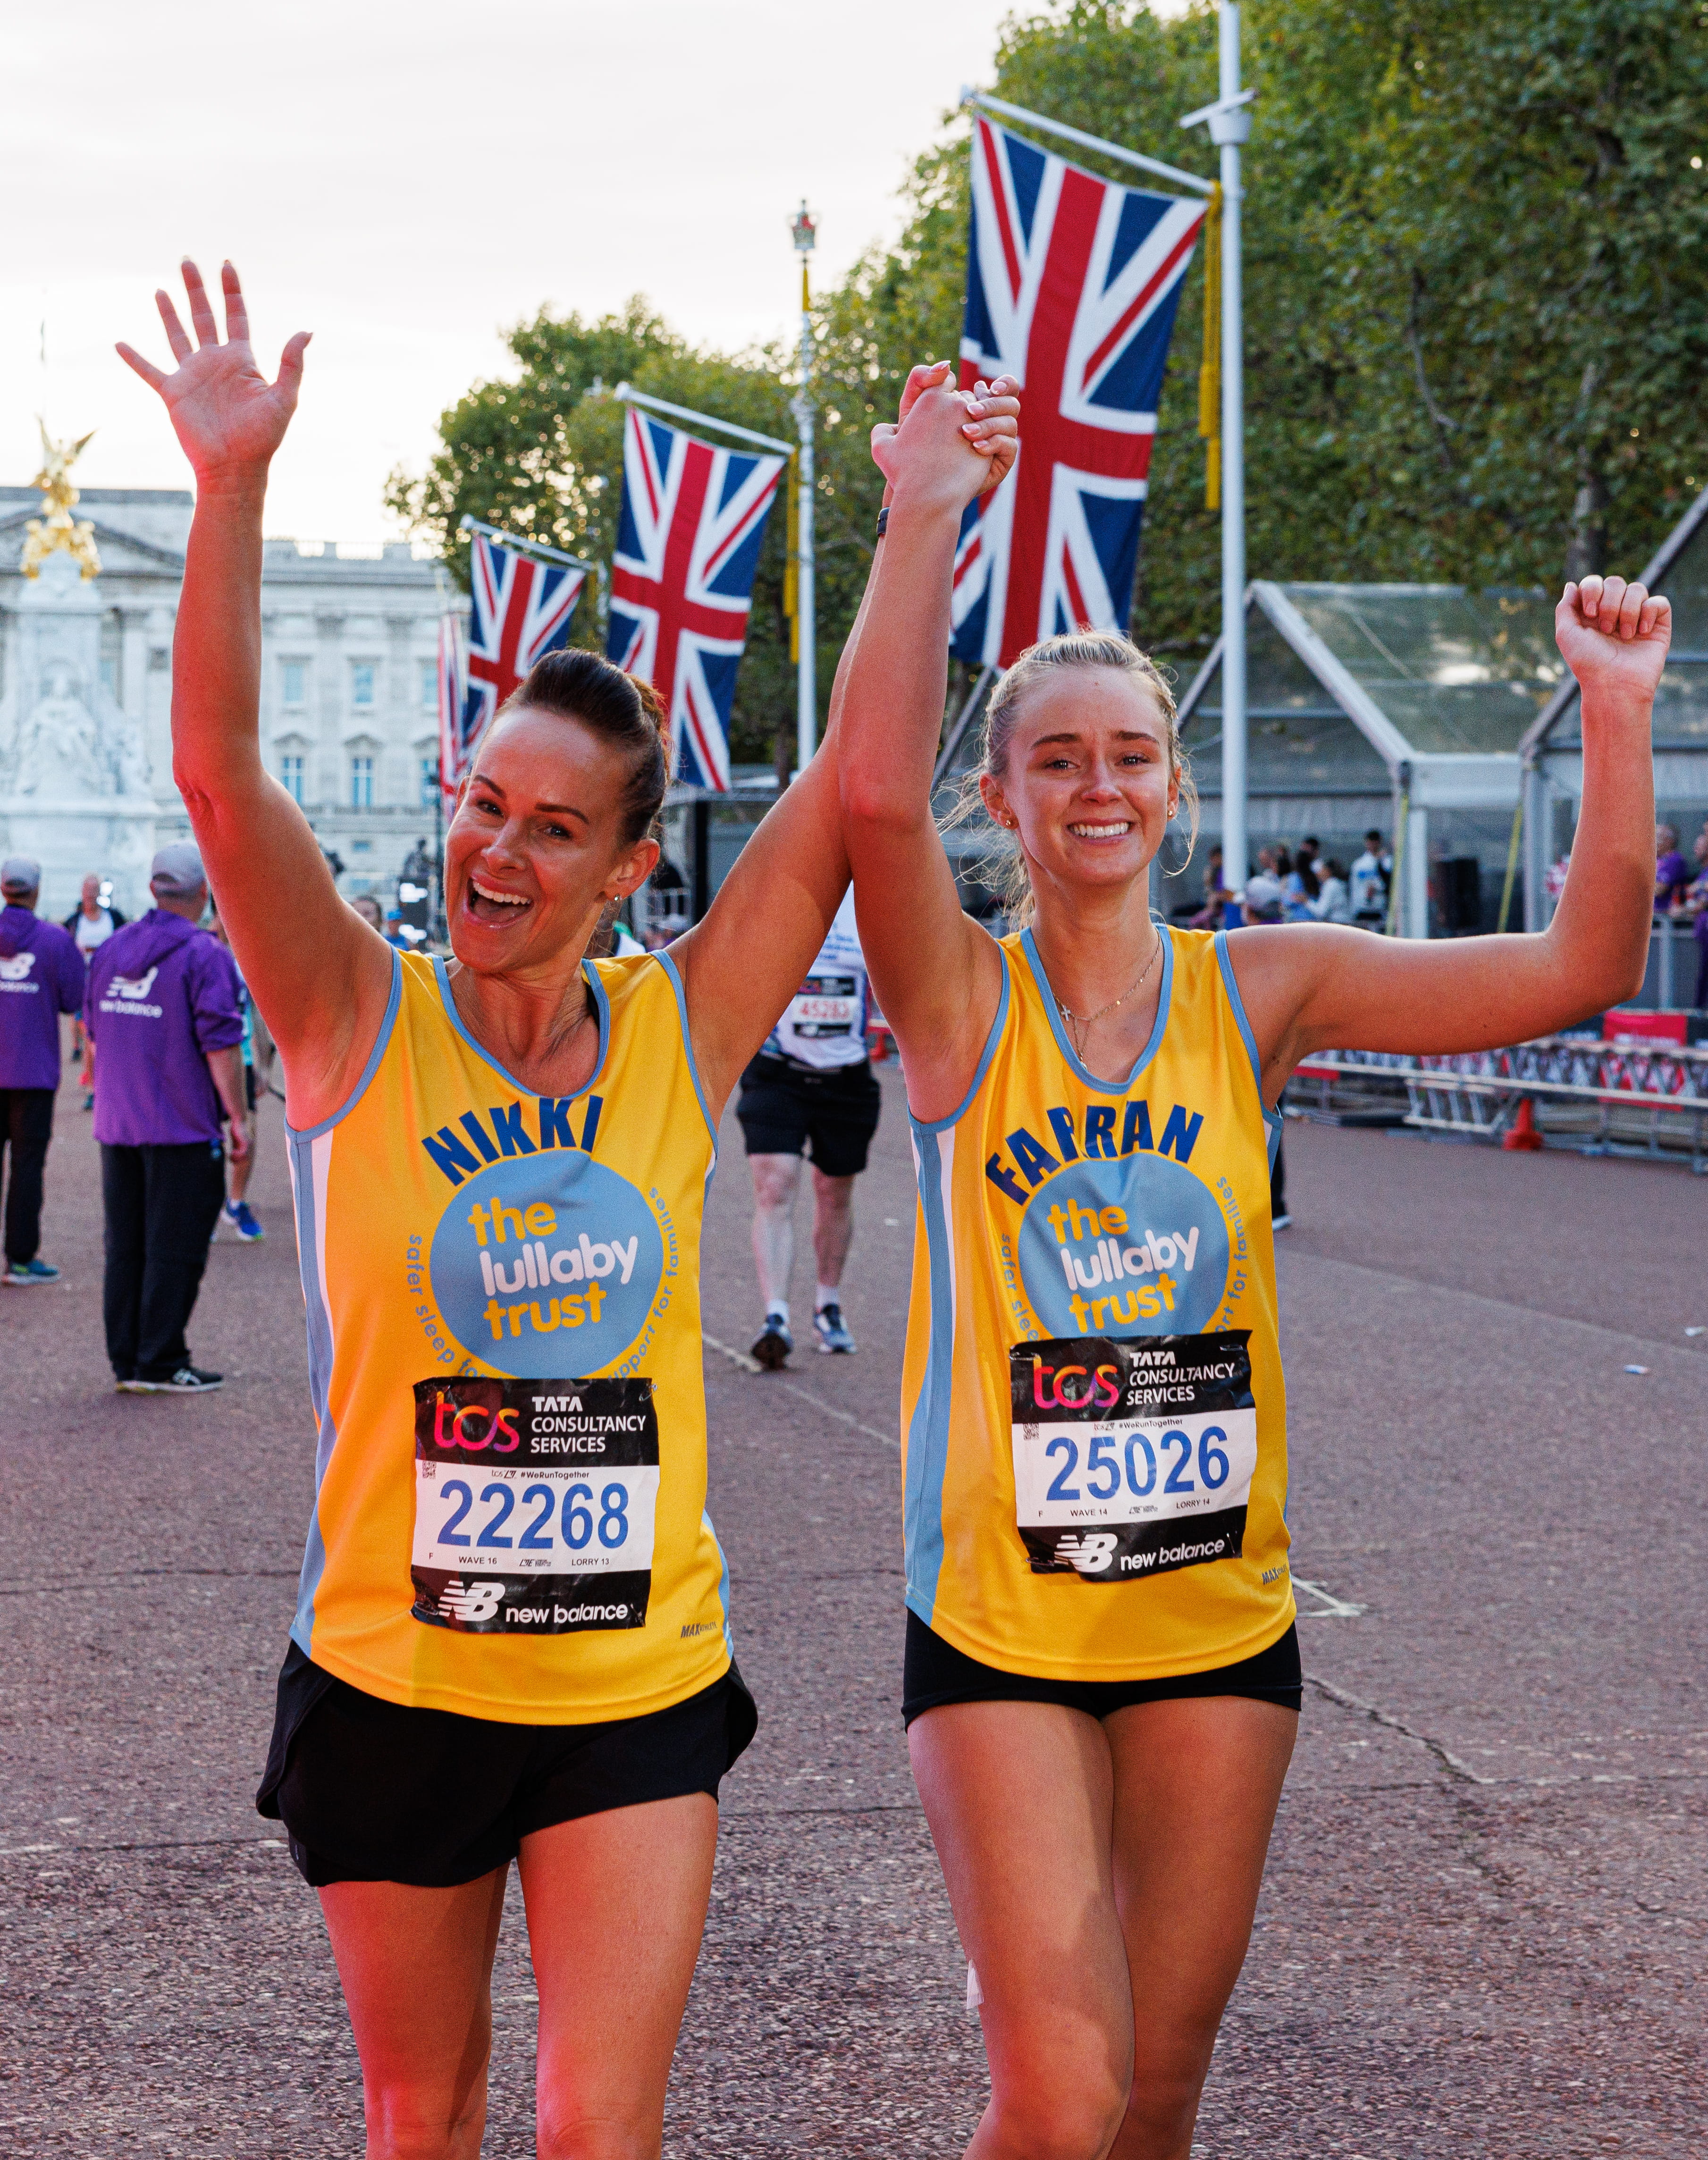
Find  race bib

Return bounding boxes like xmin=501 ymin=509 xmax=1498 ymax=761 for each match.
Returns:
xmin=410 ymin=1375 xmax=658 ymax=1633
xmin=788 ymin=972 xmax=859 ymax=1042
xmin=1010 ymin=1332 xmax=1257 ymax=1584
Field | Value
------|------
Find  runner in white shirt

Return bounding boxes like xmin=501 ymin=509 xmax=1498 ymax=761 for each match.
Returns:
xmin=736 ymin=887 xmax=879 ymax=1363
xmin=63 ymin=874 xmax=126 ymax=1108
xmin=1349 ymin=829 xmax=1393 ymax=926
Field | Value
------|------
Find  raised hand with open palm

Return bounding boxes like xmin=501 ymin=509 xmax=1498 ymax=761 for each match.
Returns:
xmin=117 ymin=260 xmax=310 ymax=482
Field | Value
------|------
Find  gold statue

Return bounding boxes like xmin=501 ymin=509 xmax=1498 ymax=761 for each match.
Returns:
xmin=22 ymin=421 xmax=101 ymax=580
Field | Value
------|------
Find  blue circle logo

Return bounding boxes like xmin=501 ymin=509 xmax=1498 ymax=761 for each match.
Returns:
xmin=1018 ymin=1152 xmax=1230 ymax=1336
xmin=429 ymin=1151 xmax=664 ymax=1378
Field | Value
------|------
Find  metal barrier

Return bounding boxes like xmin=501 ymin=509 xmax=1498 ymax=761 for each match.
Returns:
xmin=1293 ymin=1038 xmax=1708 ymax=1173
xmin=1640 ymin=919 xmax=1705 ymax=1011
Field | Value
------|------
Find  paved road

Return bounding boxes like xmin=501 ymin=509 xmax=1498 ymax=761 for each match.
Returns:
xmin=2 ymin=1076 xmax=1702 ymax=2157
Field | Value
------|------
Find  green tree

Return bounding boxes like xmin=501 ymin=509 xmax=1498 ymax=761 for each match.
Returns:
xmin=384 ymin=306 xmax=809 ymax=768
xmin=387 ymin=0 xmax=1708 ymax=743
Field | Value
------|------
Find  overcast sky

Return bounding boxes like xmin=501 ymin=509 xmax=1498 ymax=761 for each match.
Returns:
xmin=2 ymin=0 xmax=1050 ymax=540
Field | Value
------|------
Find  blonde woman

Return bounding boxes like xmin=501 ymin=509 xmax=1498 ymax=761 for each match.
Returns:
xmin=839 ymin=377 xmax=1666 ymax=2160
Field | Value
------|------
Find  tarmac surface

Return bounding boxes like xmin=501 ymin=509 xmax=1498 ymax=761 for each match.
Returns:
xmin=3 ymin=1068 xmax=1704 ymax=2157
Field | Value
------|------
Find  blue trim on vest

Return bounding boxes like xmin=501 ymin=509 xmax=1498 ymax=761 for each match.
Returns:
xmin=284 ymin=946 xmax=403 ymax=1143
xmin=908 ymin=947 xmax=1012 ymax=1137
xmin=285 ymin=1127 xmax=339 ymax=1655
xmin=1213 ymin=929 xmax=1284 ymax=1168
xmin=654 ymin=945 xmax=717 ymax=1150
xmin=902 ymin=1123 xmax=959 ymax=1623
xmin=426 ymin=952 xmax=611 ymax=1101
xmin=1020 ymin=924 xmax=1174 ymax=1094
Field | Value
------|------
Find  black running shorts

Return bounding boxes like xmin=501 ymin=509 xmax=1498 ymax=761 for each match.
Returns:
xmin=258 ymin=1642 xmax=757 ymax=1888
xmin=735 ymin=1052 xmax=881 ymax=1179
xmin=901 ymin=1610 xmax=1302 ymax=1726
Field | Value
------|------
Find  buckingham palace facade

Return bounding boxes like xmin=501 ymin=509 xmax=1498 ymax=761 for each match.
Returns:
xmin=0 ymin=484 xmax=447 ymax=902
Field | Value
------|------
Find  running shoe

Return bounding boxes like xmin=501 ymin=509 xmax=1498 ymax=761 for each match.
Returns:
xmin=3 ymin=1258 xmax=60 ymax=1285
xmin=163 ymin=1367 xmax=225 ymax=1393
xmin=750 ymin=1314 xmax=793 ymax=1370
xmin=1272 ymin=1212 xmax=1293 ymax=1232
xmin=224 ymin=1200 xmax=265 ymax=1243
xmin=813 ymin=1303 xmax=856 ymax=1354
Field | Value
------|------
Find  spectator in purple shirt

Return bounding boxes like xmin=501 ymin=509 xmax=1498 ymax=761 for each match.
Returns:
xmin=85 ymin=842 xmax=250 ymax=1393
xmin=1654 ymin=823 xmax=1691 ymax=912
xmin=0 ymin=856 xmax=86 ymax=1285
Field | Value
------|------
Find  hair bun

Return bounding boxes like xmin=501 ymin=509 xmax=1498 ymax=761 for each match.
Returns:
xmin=626 ymin=673 xmax=668 ymax=738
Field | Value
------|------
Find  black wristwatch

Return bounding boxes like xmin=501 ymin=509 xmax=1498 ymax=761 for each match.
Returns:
xmin=875 ymin=505 xmax=890 ymax=539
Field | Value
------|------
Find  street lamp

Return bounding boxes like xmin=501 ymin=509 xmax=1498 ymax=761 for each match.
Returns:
xmin=1181 ymin=2 xmax=1255 ymax=895
xmin=789 ymin=202 xmax=817 ymax=772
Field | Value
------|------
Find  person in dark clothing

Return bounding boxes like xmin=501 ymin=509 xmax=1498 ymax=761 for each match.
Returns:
xmin=0 ymin=857 xmax=85 ymax=1283
xmin=85 ymin=843 xmax=250 ymax=1392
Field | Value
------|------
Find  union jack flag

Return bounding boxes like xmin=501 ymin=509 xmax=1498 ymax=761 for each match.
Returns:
xmin=607 ymin=407 xmax=784 ymax=792
xmin=459 ymin=528 xmax=587 ymax=776
xmin=952 ymin=116 xmax=1206 ymax=671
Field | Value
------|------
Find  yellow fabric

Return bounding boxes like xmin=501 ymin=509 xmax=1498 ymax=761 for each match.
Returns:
xmin=1199 ymin=184 xmax=1223 ymax=511
xmin=286 ymin=948 xmax=732 ymax=1723
xmin=898 ymin=926 xmax=1294 ymax=1681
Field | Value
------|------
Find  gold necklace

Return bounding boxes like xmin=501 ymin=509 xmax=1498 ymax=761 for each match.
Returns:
xmin=1055 ymin=931 xmax=1163 ymax=1062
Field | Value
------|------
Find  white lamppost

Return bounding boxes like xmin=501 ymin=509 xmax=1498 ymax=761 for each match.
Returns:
xmin=789 ymin=202 xmax=818 ymax=773
xmin=1182 ymin=3 xmax=1255 ymax=891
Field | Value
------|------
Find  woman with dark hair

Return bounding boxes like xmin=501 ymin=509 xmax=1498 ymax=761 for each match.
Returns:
xmin=118 ymin=265 xmax=1014 ymax=2158
xmin=837 ymin=383 xmax=1667 ymax=2160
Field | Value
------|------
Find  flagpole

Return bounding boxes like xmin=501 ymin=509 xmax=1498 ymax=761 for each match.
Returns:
xmin=1183 ymin=5 xmax=1254 ymax=895
xmin=790 ymin=203 xmax=818 ymax=776
xmin=612 ymin=385 xmax=794 ymax=457
xmin=456 ymin=513 xmax=595 ymax=575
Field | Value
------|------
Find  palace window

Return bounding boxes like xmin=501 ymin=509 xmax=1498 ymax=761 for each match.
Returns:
xmin=282 ymin=659 xmax=308 ymax=707
xmin=420 ymin=755 xmax=439 ymax=806
xmin=420 ymin=659 xmax=437 ymax=709
xmin=351 ymin=662 xmax=376 ymax=708
xmin=282 ymin=755 xmax=304 ymax=804
xmin=351 ymin=755 xmax=374 ymax=808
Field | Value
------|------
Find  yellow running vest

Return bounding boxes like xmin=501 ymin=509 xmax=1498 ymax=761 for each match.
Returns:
xmin=285 ymin=949 xmax=732 ymax=1723
xmin=900 ymin=926 xmax=1295 ymax=1680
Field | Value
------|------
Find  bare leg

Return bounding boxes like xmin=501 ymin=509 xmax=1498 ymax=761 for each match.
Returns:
xmin=809 ymin=1168 xmax=856 ymax=1292
xmin=523 ymin=1793 xmax=719 ymax=2160
xmin=909 ymin=1693 xmax=1296 ymax=2160
xmin=748 ymin=1151 xmax=801 ymax=1310
xmin=1105 ymin=1698 xmax=1296 ymax=2160
xmin=909 ymin=1702 xmax=1133 ymax=2160
xmin=319 ymin=1869 xmax=508 ymax=2160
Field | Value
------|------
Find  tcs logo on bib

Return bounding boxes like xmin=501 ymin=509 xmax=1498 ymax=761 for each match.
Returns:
xmin=429 ymin=1151 xmax=664 ymax=1378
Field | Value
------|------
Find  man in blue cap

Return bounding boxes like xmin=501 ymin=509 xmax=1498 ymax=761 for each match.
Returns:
xmin=0 ymin=856 xmax=85 ymax=1284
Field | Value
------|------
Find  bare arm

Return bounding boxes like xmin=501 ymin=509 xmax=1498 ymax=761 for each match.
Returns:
xmin=118 ymin=262 xmax=391 ymax=1128
xmin=673 ymin=523 xmax=883 ymax=1116
xmin=208 ymin=1044 xmax=252 ymax=1160
xmin=675 ymin=365 xmax=1018 ymax=1118
xmin=1230 ymin=575 xmax=1667 ymax=1103
xmin=838 ymin=381 xmax=1020 ymax=1123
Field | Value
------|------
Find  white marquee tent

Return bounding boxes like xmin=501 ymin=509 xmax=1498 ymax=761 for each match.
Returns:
xmin=1169 ymin=580 xmax=1566 ymax=936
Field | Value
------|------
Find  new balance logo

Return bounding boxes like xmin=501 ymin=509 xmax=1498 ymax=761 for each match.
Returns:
xmin=0 ymin=952 xmax=37 ymax=982
xmin=1056 ymin=1532 xmax=1119 ymax=1574
xmin=109 ymin=967 xmax=160 ymax=1002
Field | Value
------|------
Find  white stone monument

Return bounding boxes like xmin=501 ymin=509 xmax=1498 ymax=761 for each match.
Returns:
xmin=0 ymin=432 xmax=155 ymax=915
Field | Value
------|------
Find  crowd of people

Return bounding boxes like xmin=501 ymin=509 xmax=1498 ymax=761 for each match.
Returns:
xmin=1179 ymin=828 xmax=1393 ymax=932
xmin=1653 ymin=818 xmax=1708 ymax=1006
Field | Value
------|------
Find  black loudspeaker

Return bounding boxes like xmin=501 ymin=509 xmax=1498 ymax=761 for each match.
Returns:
xmin=1440 ymin=856 xmax=1481 ymax=933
